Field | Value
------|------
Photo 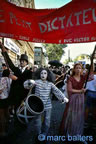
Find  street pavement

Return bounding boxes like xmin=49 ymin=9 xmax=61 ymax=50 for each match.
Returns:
xmin=5 ymin=100 xmax=96 ymax=144
xmin=16 ymin=100 xmax=66 ymax=144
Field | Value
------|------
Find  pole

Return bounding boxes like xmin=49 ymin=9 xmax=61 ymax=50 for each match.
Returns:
xmin=68 ymin=49 xmax=70 ymax=62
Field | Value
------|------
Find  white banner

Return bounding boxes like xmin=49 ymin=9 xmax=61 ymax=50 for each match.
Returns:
xmin=4 ymin=38 xmax=20 ymax=55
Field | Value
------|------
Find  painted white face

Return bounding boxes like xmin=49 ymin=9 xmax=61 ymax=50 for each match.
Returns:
xmin=40 ymin=70 xmax=48 ymax=81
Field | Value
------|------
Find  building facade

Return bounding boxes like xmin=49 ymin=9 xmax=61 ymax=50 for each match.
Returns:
xmin=7 ymin=0 xmax=35 ymax=8
xmin=34 ymin=45 xmax=48 ymax=67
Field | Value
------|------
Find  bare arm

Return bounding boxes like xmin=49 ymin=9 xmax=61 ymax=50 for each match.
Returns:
xmin=67 ymin=80 xmax=86 ymax=96
xmin=9 ymin=74 xmax=18 ymax=80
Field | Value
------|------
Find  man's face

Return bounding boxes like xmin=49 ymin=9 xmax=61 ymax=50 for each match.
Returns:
xmin=40 ymin=70 xmax=48 ymax=81
xmin=2 ymin=66 xmax=7 ymax=70
xmin=20 ymin=60 xmax=27 ymax=68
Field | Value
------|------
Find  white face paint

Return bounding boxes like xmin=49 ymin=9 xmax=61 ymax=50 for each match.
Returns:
xmin=40 ymin=70 xmax=48 ymax=81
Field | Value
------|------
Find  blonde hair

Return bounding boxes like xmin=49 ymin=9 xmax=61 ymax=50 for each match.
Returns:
xmin=71 ymin=63 xmax=83 ymax=76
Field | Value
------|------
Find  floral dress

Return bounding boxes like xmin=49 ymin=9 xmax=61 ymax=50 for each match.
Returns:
xmin=0 ymin=77 xmax=11 ymax=136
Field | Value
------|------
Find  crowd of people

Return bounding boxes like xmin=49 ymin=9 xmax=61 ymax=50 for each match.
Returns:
xmin=0 ymin=42 xmax=96 ymax=144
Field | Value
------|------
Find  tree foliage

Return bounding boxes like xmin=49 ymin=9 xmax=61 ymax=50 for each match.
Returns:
xmin=43 ymin=44 xmax=67 ymax=61
xmin=74 ymin=54 xmax=90 ymax=62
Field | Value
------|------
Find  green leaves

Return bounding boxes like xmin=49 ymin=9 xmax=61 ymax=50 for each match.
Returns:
xmin=43 ymin=44 xmax=67 ymax=61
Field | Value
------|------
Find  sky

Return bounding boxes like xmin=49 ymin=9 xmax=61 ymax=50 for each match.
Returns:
xmin=61 ymin=42 xmax=95 ymax=61
xmin=34 ymin=0 xmax=96 ymax=61
xmin=35 ymin=0 xmax=72 ymax=9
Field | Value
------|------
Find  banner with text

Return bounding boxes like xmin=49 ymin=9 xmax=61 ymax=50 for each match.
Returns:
xmin=0 ymin=0 xmax=96 ymax=44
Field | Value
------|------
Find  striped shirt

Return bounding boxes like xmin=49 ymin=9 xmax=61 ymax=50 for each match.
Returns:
xmin=35 ymin=79 xmax=66 ymax=109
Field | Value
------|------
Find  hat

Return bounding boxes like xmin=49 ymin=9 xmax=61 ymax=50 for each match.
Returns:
xmin=2 ymin=69 xmax=10 ymax=77
xmin=2 ymin=63 xmax=6 ymax=67
xmin=20 ymin=54 xmax=28 ymax=63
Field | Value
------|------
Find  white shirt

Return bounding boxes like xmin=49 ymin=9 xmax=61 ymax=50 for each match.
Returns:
xmin=19 ymin=65 xmax=28 ymax=73
xmin=86 ymin=75 xmax=96 ymax=91
xmin=24 ymin=79 xmax=68 ymax=110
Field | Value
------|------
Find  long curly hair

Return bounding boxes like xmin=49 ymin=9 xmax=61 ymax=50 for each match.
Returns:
xmin=34 ymin=67 xmax=54 ymax=83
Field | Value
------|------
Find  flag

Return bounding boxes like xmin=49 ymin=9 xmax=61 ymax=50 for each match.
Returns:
xmin=0 ymin=0 xmax=96 ymax=44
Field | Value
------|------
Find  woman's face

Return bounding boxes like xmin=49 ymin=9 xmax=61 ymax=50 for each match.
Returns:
xmin=74 ymin=64 xmax=82 ymax=74
xmin=40 ymin=70 xmax=48 ymax=81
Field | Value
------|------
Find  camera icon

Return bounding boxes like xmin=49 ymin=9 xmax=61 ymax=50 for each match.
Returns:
xmin=38 ymin=134 xmax=46 ymax=141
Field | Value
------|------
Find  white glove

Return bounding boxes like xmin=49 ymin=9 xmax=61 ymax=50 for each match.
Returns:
xmin=24 ymin=79 xmax=35 ymax=89
xmin=62 ymin=97 xmax=69 ymax=103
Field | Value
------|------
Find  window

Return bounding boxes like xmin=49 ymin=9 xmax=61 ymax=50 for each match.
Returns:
xmin=35 ymin=52 xmax=40 ymax=56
